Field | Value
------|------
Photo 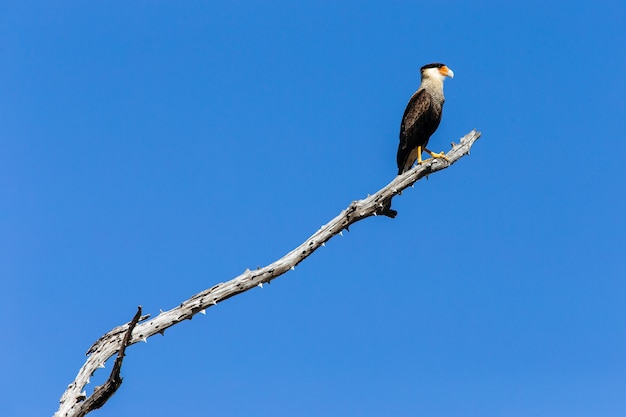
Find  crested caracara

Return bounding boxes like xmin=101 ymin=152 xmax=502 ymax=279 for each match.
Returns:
xmin=396 ymin=63 xmax=454 ymax=174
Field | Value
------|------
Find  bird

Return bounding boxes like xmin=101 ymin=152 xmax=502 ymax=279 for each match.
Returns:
xmin=396 ymin=63 xmax=454 ymax=174
xmin=379 ymin=63 xmax=454 ymax=218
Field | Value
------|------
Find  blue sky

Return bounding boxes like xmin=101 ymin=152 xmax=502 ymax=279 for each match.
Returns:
xmin=2 ymin=1 xmax=625 ymax=416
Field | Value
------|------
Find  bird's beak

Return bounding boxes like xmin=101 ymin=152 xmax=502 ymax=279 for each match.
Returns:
xmin=441 ymin=66 xmax=454 ymax=79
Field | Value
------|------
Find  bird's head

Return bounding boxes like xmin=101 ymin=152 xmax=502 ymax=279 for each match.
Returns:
xmin=420 ymin=63 xmax=454 ymax=81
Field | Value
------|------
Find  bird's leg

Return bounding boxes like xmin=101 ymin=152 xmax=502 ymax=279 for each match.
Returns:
xmin=424 ymin=147 xmax=450 ymax=162
xmin=417 ymin=146 xmax=423 ymax=164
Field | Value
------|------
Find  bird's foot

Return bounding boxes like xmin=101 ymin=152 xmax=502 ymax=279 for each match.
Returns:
xmin=428 ymin=151 xmax=450 ymax=162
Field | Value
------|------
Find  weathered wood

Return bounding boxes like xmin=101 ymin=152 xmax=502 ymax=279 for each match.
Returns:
xmin=71 ymin=307 xmax=142 ymax=417
xmin=54 ymin=129 xmax=481 ymax=417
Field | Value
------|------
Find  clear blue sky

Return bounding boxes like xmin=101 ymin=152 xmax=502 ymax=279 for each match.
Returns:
xmin=2 ymin=1 xmax=625 ymax=416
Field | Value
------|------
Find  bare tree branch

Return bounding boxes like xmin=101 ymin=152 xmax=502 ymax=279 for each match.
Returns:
xmin=54 ymin=129 xmax=481 ymax=417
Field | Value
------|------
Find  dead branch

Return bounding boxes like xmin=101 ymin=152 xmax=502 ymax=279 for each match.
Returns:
xmin=71 ymin=307 xmax=142 ymax=417
xmin=54 ymin=129 xmax=481 ymax=417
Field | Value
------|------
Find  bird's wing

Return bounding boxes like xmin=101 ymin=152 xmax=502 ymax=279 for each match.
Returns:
xmin=399 ymin=89 xmax=432 ymax=150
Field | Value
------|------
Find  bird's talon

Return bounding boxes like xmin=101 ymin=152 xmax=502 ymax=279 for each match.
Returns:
xmin=431 ymin=151 xmax=449 ymax=162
